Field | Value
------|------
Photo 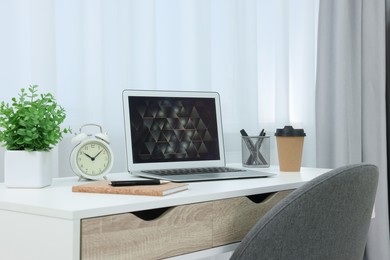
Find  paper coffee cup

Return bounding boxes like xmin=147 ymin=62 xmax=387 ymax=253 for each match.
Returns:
xmin=275 ymin=126 xmax=306 ymax=172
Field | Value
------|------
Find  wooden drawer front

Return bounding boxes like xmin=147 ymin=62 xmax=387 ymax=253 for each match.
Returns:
xmin=81 ymin=202 xmax=214 ymax=260
xmin=213 ymin=190 xmax=293 ymax=246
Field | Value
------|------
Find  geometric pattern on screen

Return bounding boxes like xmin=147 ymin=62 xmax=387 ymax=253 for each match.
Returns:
xmin=129 ymin=96 xmax=220 ymax=164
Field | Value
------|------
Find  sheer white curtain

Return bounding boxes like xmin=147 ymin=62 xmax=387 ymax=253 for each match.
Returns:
xmin=0 ymin=0 xmax=318 ymax=179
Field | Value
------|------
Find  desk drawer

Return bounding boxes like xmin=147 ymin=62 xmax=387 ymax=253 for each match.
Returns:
xmin=80 ymin=190 xmax=293 ymax=259
xmin=81 ymin=202 xmax=214 ymax=260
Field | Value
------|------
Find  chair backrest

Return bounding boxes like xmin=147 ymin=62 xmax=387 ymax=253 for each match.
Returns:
xmin=230 ymin=163 xmax=379 ymax=260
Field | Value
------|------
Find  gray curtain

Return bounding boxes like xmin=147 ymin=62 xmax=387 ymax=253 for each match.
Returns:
xmin=316 ymin=0 xmax=390 ymax=259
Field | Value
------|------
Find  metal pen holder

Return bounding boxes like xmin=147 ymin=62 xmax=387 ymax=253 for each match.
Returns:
xmin=241 ymin=136 xmax=270 ymax=168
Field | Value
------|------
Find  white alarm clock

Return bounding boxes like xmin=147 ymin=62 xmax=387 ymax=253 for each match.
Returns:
xmin=70 ymin=124 xmax=114 ymax=180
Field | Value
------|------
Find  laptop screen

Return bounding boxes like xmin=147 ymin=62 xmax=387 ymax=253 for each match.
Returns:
xmin=122 ymin=90 xmax=226 ymax=172
xmin=129 ymin=96 xmax=220 ymax=163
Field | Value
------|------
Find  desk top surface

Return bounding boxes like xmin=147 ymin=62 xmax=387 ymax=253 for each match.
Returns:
xmin=0 ymin=165 xmax=330 ymax=220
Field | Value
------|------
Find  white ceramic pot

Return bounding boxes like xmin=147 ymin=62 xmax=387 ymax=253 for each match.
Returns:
xmin=4 ymin=150 xmax=52 ymax=188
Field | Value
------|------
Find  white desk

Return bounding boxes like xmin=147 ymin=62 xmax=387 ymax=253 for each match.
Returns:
xmin=0 ymin=165 xmax=330 ymax=260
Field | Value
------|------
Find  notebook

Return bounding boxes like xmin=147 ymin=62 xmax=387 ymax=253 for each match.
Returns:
xmin=122 ymin=89 xmax=274 ymax=182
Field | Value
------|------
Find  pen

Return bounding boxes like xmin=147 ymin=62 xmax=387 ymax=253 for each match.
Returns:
xmin=253 ymin=129 xmax=267 ymax=164
xmin=259 ymin=129 xmax=265 ymax=137
xmin=240 ymin=129 xmax=249 ymax=137
xmin=110 ymin=180 xmax=170 ymax=186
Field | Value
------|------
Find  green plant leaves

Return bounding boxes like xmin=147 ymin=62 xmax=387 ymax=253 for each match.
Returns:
xmin=0 ymin=85 xmax=71 ymax=151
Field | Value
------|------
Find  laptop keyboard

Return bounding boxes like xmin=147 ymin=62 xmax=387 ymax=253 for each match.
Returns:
xmin=142 ymin=167 xmax=246 ymax=176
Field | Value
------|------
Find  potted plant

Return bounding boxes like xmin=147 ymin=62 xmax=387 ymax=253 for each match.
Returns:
xmin=0 ymin=85 xmax=71 ymax=188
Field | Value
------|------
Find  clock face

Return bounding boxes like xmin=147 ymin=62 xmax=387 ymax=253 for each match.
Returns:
xmin=76 ymin=140 xmax=112 ymax=177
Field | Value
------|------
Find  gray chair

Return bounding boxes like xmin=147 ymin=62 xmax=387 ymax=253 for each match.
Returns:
xmin=230 ymin=163 xmax=378 ymax=260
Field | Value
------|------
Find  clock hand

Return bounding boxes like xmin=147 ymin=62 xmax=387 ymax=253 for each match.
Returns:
xmin=92 ymin=150 xmax=103 ymax=159
xmin=82 ymin=152 xmax=94 ymax=161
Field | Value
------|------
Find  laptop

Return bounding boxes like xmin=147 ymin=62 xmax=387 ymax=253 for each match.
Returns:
xmin=122 ymin=89 xmax=274 ymax=182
